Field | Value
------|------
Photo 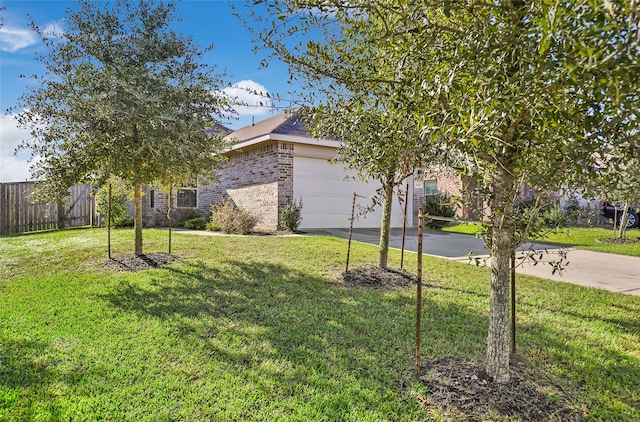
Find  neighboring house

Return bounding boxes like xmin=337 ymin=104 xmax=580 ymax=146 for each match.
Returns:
xmin=415 ymin=169 xmax=487 ymax=221
xmin=142 ymin=111 xmax=417 ymax=230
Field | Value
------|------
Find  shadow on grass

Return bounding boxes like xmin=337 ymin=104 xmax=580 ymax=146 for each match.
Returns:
xmin=6 ymin=253 xmax=635 ymax=419
xmin=97 ymin=258 xmax=491 ymax=417
xmin=518 ymin=319 xmax=640 ymax=419
xmin=515 ymin=294 xmax=640 ymax=418
xmin=0 ymin=338 xmax=52 ymax=389
xmin=101 ymin=255 xmax=639 ymax=418
xmin=97 ymin=257 xmax=637 ymax=418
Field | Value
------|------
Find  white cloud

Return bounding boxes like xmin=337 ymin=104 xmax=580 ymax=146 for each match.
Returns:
xmin=0 ymin=154 xmax=33 ymax=182
xmin=41 ymin=20 xmax=65 ymax=38
xmin=0 ymin=113 xmax=35 ymax=182
xmin=219 ymin=80 xmax=273 ymax=117
xmin=0 ymin=19 xmax=64 ymax=53
xmin=0 ymin=26 xmax=37 ymax=52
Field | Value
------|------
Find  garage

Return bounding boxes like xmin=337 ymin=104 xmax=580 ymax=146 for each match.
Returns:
xmin=293 ymin=155 xmax=410 ymax=229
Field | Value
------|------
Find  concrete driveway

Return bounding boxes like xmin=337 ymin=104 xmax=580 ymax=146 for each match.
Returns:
xmin=305 ymin=228 xmax=640 ymax=296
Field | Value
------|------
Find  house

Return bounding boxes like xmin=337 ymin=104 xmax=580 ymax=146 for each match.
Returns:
xmin=142 ymin=111 xmax=422 ymax=230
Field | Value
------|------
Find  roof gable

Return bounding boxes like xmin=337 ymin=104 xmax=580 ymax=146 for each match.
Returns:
xmin=224 ymin=110 xmax=307 ymax=143
xmin=205 ymin=123 xmax=233 ymax=137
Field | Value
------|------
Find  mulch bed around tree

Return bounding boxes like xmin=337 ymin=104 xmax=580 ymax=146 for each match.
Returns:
xmin=419 ymin=356 xmax=585 ymax=421
xmin=595 ymin=237 xmax=640 ymax=244
xmin=341 ymin=265 xmax=417 ymax=288
xmin=342 ymin=265 xmax=585 ymax=421
xmin=102 ymin=253 xmax=180 ymax=272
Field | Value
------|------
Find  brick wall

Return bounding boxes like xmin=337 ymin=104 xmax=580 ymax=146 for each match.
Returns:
xmin=227 ymin=183 xmax=279 ymax=228
xmin=143 ymin=185 xmax=206 ymax=227
xmin=277 ymin=142 xmax=294 ymax=217
xmin=143 ymin=141 xmax=289 ymax=230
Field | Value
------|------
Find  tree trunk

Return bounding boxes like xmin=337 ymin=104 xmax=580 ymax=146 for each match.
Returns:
xmin=617 ymin=203 xmax=629 ymax=239
xmin=134 ymin=182 xmax=143 ymax=256
xmin=486 ymin=174 xmax=515 ymax=383
xmin=379 ymin=182 xmax=394 ymax=269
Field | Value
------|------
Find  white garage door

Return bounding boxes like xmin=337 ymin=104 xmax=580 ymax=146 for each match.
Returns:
xmin=293 ymin=156 xmax=409 ymax=229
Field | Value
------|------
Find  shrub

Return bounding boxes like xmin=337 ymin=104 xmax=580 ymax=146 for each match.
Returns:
xmin=183 ymin=217 xmax=207 ymax=230
xmin=113 ymin=215 xmax=135 ymax=228
xmin=173 ymin=208 xmax=203 ymax=227
xmin=423 ymin=191 xmax=456 ymax=229
xmin=513 ymin=200 xmax=567 ymax=241
xmin=542 ymin=204 xmax=566 ymax=228
xmin=209 ymin=199 xmax=259 ymax=234
xmin=95 ymin=182 xmax=131 ymax=228
xmin=205 ymin=221 xmax=221 ymax=232
xmin=279 ymin=197 xmax=303 ymax=232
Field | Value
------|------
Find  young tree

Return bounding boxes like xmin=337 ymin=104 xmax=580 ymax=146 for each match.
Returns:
xmin=303 ymin=100 xmax=429 ymax=269
xmin=244 ymin=1 xmax=639 ymax=382
xmin=12 ymin=0 xmax=232 ymax=255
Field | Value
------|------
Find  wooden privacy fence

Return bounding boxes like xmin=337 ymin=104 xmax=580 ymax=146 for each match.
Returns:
xmin=0 ymin=182 xmax=97 ymax=235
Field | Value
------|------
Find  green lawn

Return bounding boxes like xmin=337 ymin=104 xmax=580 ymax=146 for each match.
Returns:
xmin=1 ymin=228 xmax=639 ymax=420
xmin=445 ymin=223 xmax=640 ymax=257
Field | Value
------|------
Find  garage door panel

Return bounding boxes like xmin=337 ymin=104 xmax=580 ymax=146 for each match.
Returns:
xmin=294 ymin=156 xmax=409 ymax=229
xmin=303 ymin=213 xmax=381 ymax=228
xmin=300 ymin=194 xmax=354 ymax=207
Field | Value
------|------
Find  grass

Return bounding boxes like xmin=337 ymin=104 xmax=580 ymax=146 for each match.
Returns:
xmin=444 ymin=223 xmax=640 ymax=257
xmin=1 ymin=228 xmax=639 ymax=420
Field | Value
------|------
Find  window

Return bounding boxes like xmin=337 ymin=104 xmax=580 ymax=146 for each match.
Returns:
xmin=424 ymin=179 xmax=438 ymax=195
xmin=149 ymin=189 xmax=155 ymax=208
xmin=177 ymin=185 xmax=197 ymax=208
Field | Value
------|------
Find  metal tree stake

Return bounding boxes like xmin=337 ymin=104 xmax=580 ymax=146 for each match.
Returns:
xmin=415 ymin=207 xmax=424 ymax=380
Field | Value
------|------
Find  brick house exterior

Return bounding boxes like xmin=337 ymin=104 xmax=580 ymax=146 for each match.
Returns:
xmin=141 ymin=109 xmax=561 ymax=230
xmin=141 ymin=115 xmax=299 ymax=230
xmin=142 ymin=111 xmax=529 ymax=230
xmin=141 ymin=111 xmax=415 ymax=230
xmin=141 ymin=141 xmax=294 ymax=229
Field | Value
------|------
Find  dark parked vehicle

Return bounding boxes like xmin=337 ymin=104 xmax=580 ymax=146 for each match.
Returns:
xmin=601 ymin=201 xmax=639 ymax=228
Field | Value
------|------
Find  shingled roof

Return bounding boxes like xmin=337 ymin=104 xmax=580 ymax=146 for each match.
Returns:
xmin=224 ymin=110 xmax=307 ymax=144
xmin=205 ymin=123 xmax=233 ymax=137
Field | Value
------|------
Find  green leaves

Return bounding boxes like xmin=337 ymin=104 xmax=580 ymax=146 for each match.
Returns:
xmin=15 ymin=0 xmax=232 ymax=198
xmin=241 ymin=0 xmax=640 ymax=383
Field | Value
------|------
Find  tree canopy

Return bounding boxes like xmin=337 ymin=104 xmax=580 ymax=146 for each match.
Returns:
xmin=13 ymin=0 xmax=233 ymax=255
xmin=243 ymin=0 xmax=640 ymax=382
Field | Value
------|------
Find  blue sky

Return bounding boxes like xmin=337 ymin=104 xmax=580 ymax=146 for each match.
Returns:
xmin=0 ymin=0 xmax=302 ymax=182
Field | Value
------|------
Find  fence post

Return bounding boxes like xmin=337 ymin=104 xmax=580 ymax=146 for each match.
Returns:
xmin=0 ymin=183 xmax=5 ymax=235
xmin=90 ymin=185 xmax=95 ymax=227
xmin=56 ymin=198 xmax=64 ymax=229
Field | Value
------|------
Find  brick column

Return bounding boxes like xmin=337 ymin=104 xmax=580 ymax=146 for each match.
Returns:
xmin=277 ymin=142 xmax=295 ymax=229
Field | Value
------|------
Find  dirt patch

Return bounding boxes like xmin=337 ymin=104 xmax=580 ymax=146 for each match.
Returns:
xmin=595 ymin=237 xmax=640 ymax=244
xmin=341 ymin=265 xmax=416 ymax=288
xmin=102 ymin=253 xmax=180 ymax=272
xmin=419 ymin=356 xmax=585 ymax=421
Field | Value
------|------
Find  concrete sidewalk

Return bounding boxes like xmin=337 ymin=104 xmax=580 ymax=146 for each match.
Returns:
xmin=506 ymin=249 xmax=640 ymax=295
xmin=306 ymin=228 xmax=640 ymax=296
